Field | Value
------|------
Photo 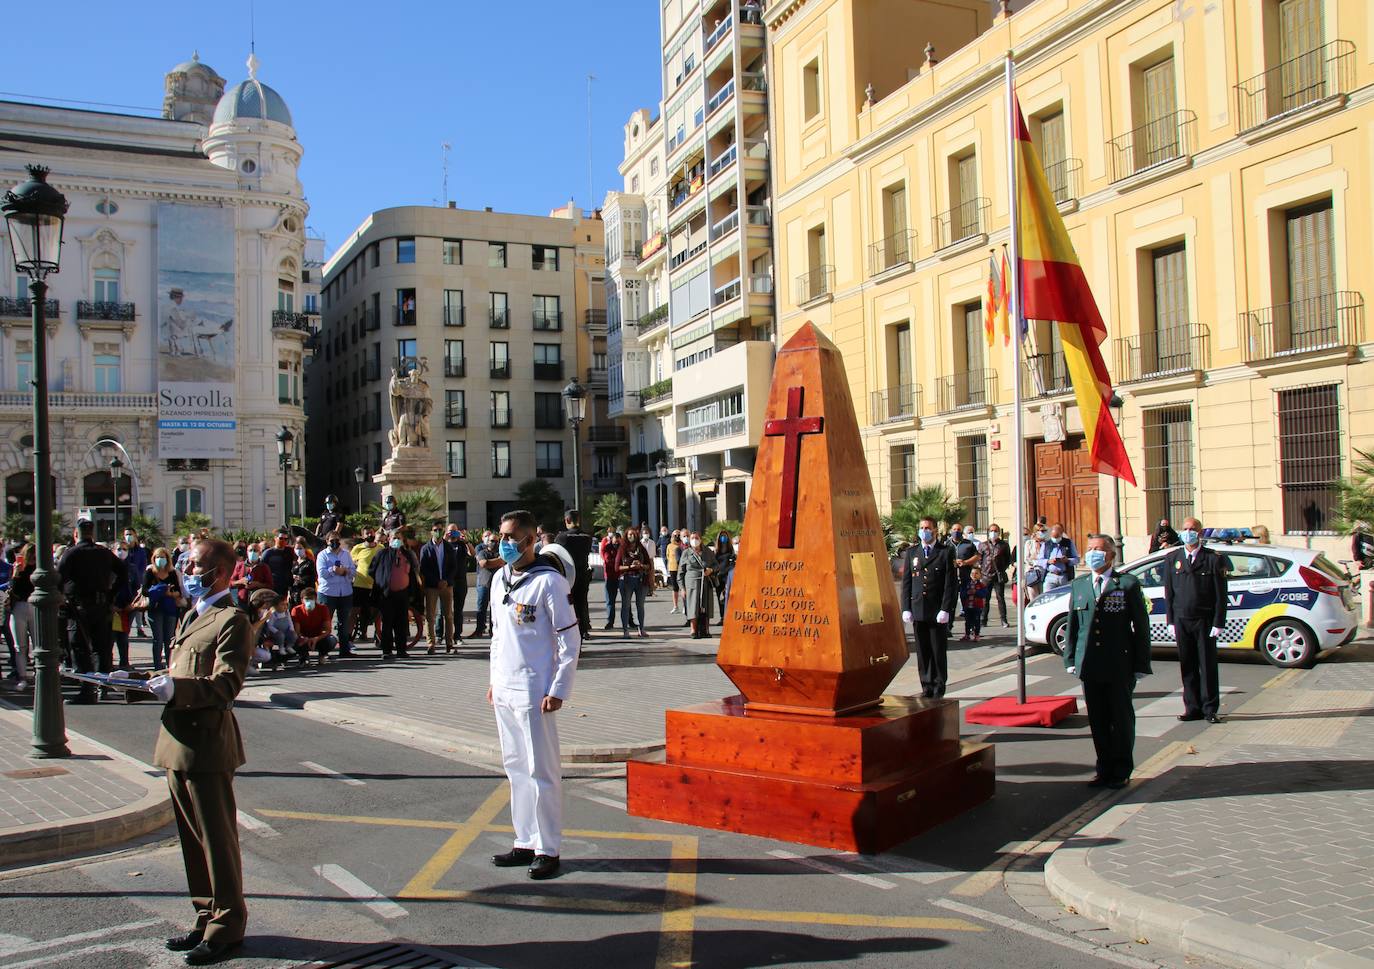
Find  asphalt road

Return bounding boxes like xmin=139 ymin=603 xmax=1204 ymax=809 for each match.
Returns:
xmin=0 ymin=642 xmax=1282 ymax=969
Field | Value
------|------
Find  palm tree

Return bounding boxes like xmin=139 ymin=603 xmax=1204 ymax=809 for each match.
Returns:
xmin=366 ymin=488 xmax=445 ymax=529
xmin=882 ymin=486 xmax=968 ymax=545
xmin=1334 ymin=447 xmax=1374 ymax=534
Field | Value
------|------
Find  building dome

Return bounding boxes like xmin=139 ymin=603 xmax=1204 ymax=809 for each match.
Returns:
xmin=170 ymin=51 xmax=222 ymax=78
xmin=212 ymin=54 xmax=293 ymax=127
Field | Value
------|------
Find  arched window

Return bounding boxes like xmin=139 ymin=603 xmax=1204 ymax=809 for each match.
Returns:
xmin=174 ymin=487 xmax=204 ymax=522
xmin=278 ymin=258 xmax=297 ymax=313
xmin=4 ymin=472 xmax=56 ymax=530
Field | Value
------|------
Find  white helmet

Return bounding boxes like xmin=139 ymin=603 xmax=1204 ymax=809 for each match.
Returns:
xmin=538 ymin=542 xmax=576 ymax=578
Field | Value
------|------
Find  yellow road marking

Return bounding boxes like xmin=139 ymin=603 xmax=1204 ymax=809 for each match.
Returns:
xmin=1262 ymin=668 xmax=1300 ymax=690
xmin=257 ymin=809 xmax=462 ymax=830
xmin=702 ymin=907 xmax=982 ymax=931
xmin=656 ymin=836 xmax=698 ymax=969
xmin=401 ymin=785 xmax=510 ymax=898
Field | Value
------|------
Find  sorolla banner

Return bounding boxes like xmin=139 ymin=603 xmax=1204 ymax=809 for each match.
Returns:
xmin=156 ymin=204 xmax=237 ymax=458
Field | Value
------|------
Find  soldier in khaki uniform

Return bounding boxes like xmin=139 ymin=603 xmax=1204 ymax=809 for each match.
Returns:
xmin=146 ymin=538 xmax=252 ymax=965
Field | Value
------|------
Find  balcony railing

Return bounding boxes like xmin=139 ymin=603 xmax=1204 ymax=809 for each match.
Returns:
xmin=868 ymin=231 xmax=916 ymax=275
xmin=0 ymin=391 xmax=156 ymax=411
xmin=1043 ymin=157 xmax=1084 ymax=205
xmin=713 ymin=277 xmax=742 ymax=306
xmin=741 ymin=71 xmax=767 ymax=93
xmin=587 ymin=425 xmax=627 ymax=444
xmin=706 ymin=79 xmax=735 ymax=116
xmin=583 ymin=309 xmax=607 ymax=329
xmin=490 ymin=409 xmax=512 ymax=429
xmin=749 ymin=274 xmax=774 ymax=295
xmin=444 ymin=358 xmax=466 ymax=378
xmin=746 ymin=204 xmax=770 ymax=227
xmin=490 ymin=362 xmax=511 ymax=379
xmin=678 ymin=413 xmax=746 ymax=446
xmin=704 ymin=12 xmax=733 ymax=52
xmin=710 ymin=210 xmax=739 ymax=242
xmin=936 ymin=368 xmax=997 ymax=412
xmin=640 ymin=232 xmax=666 ymax=263
xmin=1235 ymin=40 xmax=1355 ymax=134
xmin=0 ymin=296 xmax=58 ymax=318
xmin=489 ymin=308 xmax=509 ymax=328
xmin=394 ymin=305 xmax=417 ymax=326
xmin=533 ymin=311 xmax=563 ymax=331
xmin=76 ymin=300 xmax=135 ymax=322
xmin=670 ymin=172 xmax=706 ymax=212
xmin=365 ymin=359 xmax=381 ymax=381
xmin=533 ymin=361 xmax=565 ymax=381
xmin=362 ymin=308 xmax=380 ymax=331
xmin=1240 ymin=291 xmax=1364 ymax=363
xmin=795 ymin=265 xmax=835 ymax=304
xmin=272 ymin=310 xmax=315 ymax=332
xmin=367 ymin=410 xmax=383 ymax=432
xmin=708 ymin=143 xmax=737 ymax=180
xmin=1108 ymin=109 xmax=1196 ymax=182
xmin=933 ymin=198 xmax=989 ymax=249
xmin=590 ymin=472 xmax=626 ymax=490
xmin=1022 ymin=351 xmax=1070 ymax=397
xmin=537 ymin=464 xmax=566 ymax=480
xmin=586 ymin=366 xmax=608 ymax=384
xmin=444 ymin=305 xmax=465 ymax=327
xmin=1115 ymin=323 xmax=1210 ymax=382
xmin=870 ymin=383 xmax=921 ymax=424
xmin=640 ymin=377 xmax=673 ymax=405
xmin=639 ymin=304 xmax=669 ymax=335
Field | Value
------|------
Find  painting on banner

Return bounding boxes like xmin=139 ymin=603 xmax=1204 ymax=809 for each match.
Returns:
xmin=156 ymin=203 xmax=236 ymax=458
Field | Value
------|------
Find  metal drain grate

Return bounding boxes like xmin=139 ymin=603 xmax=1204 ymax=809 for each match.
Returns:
xmin=292 ymin=941 xmax=496 ymax=969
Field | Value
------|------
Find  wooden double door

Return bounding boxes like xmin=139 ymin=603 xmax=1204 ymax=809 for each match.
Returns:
xmin=1031 ymin=436 xmax=1100 ymax=545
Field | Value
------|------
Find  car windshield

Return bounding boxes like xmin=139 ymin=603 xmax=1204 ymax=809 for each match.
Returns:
xmin=1127 ymin=559 xmax=1166 ymax=587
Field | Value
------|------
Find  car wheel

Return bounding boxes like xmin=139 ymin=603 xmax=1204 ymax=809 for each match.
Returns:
xmin=1257 ymin=618 xmax=1318 ymax=669
xmin=1047 ymin=616 xmax=1068 ymax=657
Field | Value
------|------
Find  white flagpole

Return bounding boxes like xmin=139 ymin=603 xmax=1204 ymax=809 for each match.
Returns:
xmin=1005 ymin=51 xmax=1028 ymax=705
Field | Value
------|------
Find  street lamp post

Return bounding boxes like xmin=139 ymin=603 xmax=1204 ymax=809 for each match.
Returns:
xmin=562 ymin=377 xmax=587 ymax=514
xmin=4 ymin=165 xmax=70 ymax=758
xmin=655 ymin=459 xmax=667 ymax=533
xmin=353 ymin=466 xmax=366 ymax=518
xmin=1110 ymin=393 xmax=1126 ymax=555
xmin=275 ymin=426 xmax=294 ymax=529
xmin=109 ymin=456 xmax=123 ymax=539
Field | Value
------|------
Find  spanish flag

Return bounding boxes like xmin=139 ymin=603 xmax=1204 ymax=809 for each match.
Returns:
xmin=1014 ymin=98 xmax=1135 ymax=485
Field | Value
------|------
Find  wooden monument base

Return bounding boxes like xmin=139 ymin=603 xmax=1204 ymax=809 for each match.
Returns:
xmin=626 ymin=695 xmax=995 ymax=854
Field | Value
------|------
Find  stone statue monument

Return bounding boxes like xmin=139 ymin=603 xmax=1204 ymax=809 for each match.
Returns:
xmin=373 ymin=356 xmax=446 ymax=502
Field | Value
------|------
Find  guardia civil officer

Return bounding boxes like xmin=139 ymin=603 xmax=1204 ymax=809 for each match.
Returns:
xmin=145 ymin=537 xmax=252 ymax=965
xmin=1163 ymin=516 xmax=1228 ymax=723
xmin=486 ymin=509 xmax=581 ymax=880
xmin=900 ymin=515 xmax=958 ymax=698
xmin=1063 ymin=535 xmax=1152 ymax=789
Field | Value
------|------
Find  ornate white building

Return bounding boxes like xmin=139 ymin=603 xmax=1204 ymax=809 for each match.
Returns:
xmin=0 ymin=53 xmax=313 ymax=538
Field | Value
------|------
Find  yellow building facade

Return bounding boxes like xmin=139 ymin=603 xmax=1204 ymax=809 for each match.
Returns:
xmin=767 ymin=0 xmax=1373 ymax=560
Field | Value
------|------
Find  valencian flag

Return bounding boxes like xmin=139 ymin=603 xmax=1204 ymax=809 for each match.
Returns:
xmin=983 ymin=254 xmax=1000 ymax=347
xmin=1013 ymin=97 xmax=1136 ymax=485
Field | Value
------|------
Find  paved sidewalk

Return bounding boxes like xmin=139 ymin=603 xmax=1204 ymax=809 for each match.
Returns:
xmin=1044 ymin=640 xmax=1374 ymax=969
xmin=0 ymin=704 xmax=171 ymax=866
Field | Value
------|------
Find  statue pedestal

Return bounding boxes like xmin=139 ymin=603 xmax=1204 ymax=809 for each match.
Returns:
xmin=373 ymin=446 xmax=448 ymax=500
xmin=627 ymin=695 xmax=994 ymax=854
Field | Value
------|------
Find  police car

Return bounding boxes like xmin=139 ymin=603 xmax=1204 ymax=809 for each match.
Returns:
xmin=1023 ymin=532 xmax=1360 ymax=668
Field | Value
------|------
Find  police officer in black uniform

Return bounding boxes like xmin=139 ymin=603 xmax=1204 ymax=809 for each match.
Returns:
xmin=552 ymin=509 xmax=595 ymax=638
xmin=315 ymin=494 xmax=345 ymax=539
xmin=380 ymin=494 xmax=406 ymax=534
xmin=899 ymin=515 xmax=959 ymax=698
xmin=56 ymin=518 xmax=126 ymax=704
xmin=1163 ymin=516 xmax=1228 ymax=723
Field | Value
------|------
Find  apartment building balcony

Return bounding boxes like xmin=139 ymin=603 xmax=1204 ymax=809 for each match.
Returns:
xmin=669 ymin=173 xmax=707 ymax=224
xmin=706 ymin=78 xmax=735 ymax=119
xmin=272 ymin=311 xmax=315 ymax=333
xmin=490 ymin=362 xmax=511 ymax=379
xmin=640 ymin=377 xmax=673 ymax=410
xmin=394 ymin=305 xmax=417 ymax=326
xmin=708 ymin=143 xmax=737 ymax=182
xmin=795 ymin=265 xmax=834 ymax=305
xmin=936 ymin=368 xmax=997 ymax=413
xmin=638 ymin=304 xmax=669 ymax=339
xmin=710 ymin=210 xmax=739 ymax=244
xmin=583 ymin=308 xmax=607 ymax=336
xmin=749 ymin=274 xmax=774 ymax=296
xmin=366 ymin=358 xmax=382 ymax=381
xmin=489 ymin=308 xmax=509 ymax=329
xmin=639 ymin=232 xmax=667 ymax=266
xmin=704 ymin=12 xmax=733 ymax=55
xmin=1044 ymin=158 xmax=1084 ymax=207
xmin=870 ymin=383 xmax=922 ymax=425
xmin=1022 ymin=351 xmax=1070 ymax=397
xmin=713 ymin=276 xmax=742 ymax=307
xmin=533 ymin=310 xmax=563 ymax=332
xmin=673 ymin=339 xmax=774 ymax=457
xmin=533 ymin=361 xmax=565 ymax=381
xmin=490 ymin=408 xmax=512 ymax=429
xmin=609 ymin=390 xmax=642 ymax=419
xmin=586 ymin=425 xmax=627 ymax=444
xmin=1114 ymin=323 xmax=1210 ymax=384
xmin=444 ymin=358 xmax=466 ymax=378
xmin=1108 ymin=110 xmax=1196 ymax=183
xmin=868 ymin=231 xmax=916 ymax=276
xmin=76 ymin=300 xmax=135 ymax=322
xmin=361 ymin=307 xmax=381 ymax=332
xmin=0 ymin=296 xmax=59 ymax=319
xmin=1235 ymin=40 xmax=1354 ymax=135
xmin=0 ymin=391 xmax=155 ymax=413
xmin=585 ymin=365 xmax=608 ymax=387
xmin=678 ymin=413 xmax=746 ymax=448
xmin=933 ymin=198 xmax=989 ymax=251
xmin=445 ymin=407 xmax=467 ymax=429
xmin=670 ymin=237 xmax=707 ymax=270
xmin=1241 ymin=291 xmax=1364 ymax=365
xmin=590 ymin=473 xmax=627 ymax=490
xmin=444 ymin=305 xmax=465 ymax=327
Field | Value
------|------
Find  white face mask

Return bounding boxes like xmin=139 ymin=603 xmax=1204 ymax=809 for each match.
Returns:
xmin=690 ymin=538 xmax=701 ymax=548
xmin=988 ymin=531 xmax=999 ymax=541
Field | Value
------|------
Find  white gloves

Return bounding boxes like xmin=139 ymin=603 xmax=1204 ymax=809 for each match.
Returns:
xmin=147 ymin=674 xmax=174 ymax=702
xmin=109 ymin=669 xmax=131 ymax=681
xmin=901 ymin=611 xmax=913 ymax=624
xmin=936 ymin=610 xmax=950 ymax=625
xmin=1066 ymin=666 xmax=1077 ymax=676
xmin=1168 ymin=624 xmax=1176 ymax=639
xmin=1210 ymin=627 xmax=1223 ymax=639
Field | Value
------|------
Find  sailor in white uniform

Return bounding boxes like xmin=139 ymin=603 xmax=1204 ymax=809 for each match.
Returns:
xmin=486 ymin=509 xmax=581 ymax=880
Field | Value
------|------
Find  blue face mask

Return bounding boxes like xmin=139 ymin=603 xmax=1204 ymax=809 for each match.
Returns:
xmin=1179 ymin=529 xmax=1199 ymax=546
xmin=499 ymin=539 xmax=523 ymax=564
xmin=1084 ymin=549 xmax=1108 ymax=571
xmin=303 ymin=600 xmax=316 ymax=611
xmin=918 ymin=527 xmax=934 ymax=544
xmin=390 ymin=538 xmax=403 ymax=549
xmin=183 ymin=567 xmax=216 ymax=600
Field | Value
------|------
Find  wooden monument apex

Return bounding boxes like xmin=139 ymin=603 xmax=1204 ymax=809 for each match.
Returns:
xmin=627 ymin=323 xmax=994 ymax=854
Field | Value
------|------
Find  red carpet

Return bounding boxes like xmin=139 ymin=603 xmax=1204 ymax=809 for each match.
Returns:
xmin=964 ymin=695 xmax=1078 ymax=727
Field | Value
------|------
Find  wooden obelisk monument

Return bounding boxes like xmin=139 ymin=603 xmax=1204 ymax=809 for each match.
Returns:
xmin=627 ymin=323 xmax=994 ymax=853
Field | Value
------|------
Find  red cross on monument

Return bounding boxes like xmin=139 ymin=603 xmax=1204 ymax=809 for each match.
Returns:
xmin=763 ymin=385 xmax=824 ymax=549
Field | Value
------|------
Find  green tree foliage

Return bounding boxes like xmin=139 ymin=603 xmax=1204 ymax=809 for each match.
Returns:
xmin=128 ymin=512 xmax=166 ymax=550
xmin=344 ymin=512 xmax=374 ymax=536
xmin=592 ymin=493 xmax=630 ymax=532
xmin=515 ymin=479 xmax=567 ymax=533
xmin=172 ymin=511 xmax=214 ymax=536
xmin=1334 ymin=447 xmax=1374 ymax=534
xmin=703 ymin=520 xmax=742 ymax=545
xmin=881 ymin=486 xmax=968 ymax=544
xmin=366 ymin=488 xmax=445 ymax=529
xmin=3 ymin=513 xmax=28 ymax=544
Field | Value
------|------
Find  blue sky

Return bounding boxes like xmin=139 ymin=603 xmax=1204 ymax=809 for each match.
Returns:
xmin=7 ymin=1 xmax=663 ymax=257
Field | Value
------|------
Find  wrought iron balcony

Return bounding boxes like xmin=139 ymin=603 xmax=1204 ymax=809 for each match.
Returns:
xmin=490 ymin=409 xmax=512 ymax=429
xmin=537 ymin=464 xmax=566 ymax=480
xmin=1240 ymin=291 xmax=1364 ymax=363
xmin=271 ymin=310 xmax=315 ymax=332
xmin=445 ymin=407 xmax=467 ymax=429
xmin=591 ymin=472 xmax=626 ymax=490
xmin=795 ymin=265 xmax=835 ymax=304
xmin=366 ymin=359 xmax=381 ymax=381
xmin=936 ymin=368 xmax=997 ymax=412
xmin=77 ymin=300 xmax=135 ymax=322
xmin=870 ymin=383 xmax=921 ymax=424
xmin=444 ymin=358 xmax=466 ymax=378
xmin=444 ymin=305 xmax=465 ymax=327
xmin=0 ymin=296 xmax=59 ymax=318
xmin=533 ymin=361 xmax=564 ymax=381
xmin=583 ymin=308 xmax=607 ymax=331
xmin=394 ymin=305 xmax=417 ymax=326
xmin=1042 ymin=157 xmax=1084 ymax=205
xmin=1114 ymin=323 xmax=1210 ymax=382
xmin=489 ymin=308 xmax=509 ymax=329
xmin=533 ymin=311 xmax=563 ymax=331
xmin=1108 ymin=109 xmax=1196 ymax=182
xmin=586 ymin=425 xmax=627 ymax=444
xmin=868 ymin=231 xmax=916 ymax=275
xmin=934 ymin=198 xmax=989 ymax=249
xmin=490 ymin=362 xmax=511 ymax=379
xmin=1022 ymin=351 xmax=1070 ymax=397
xmin=1235 ymin=40 xmax=1355 ymax=133
xmin=362 ymin=308 xmax=381 ymax=332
